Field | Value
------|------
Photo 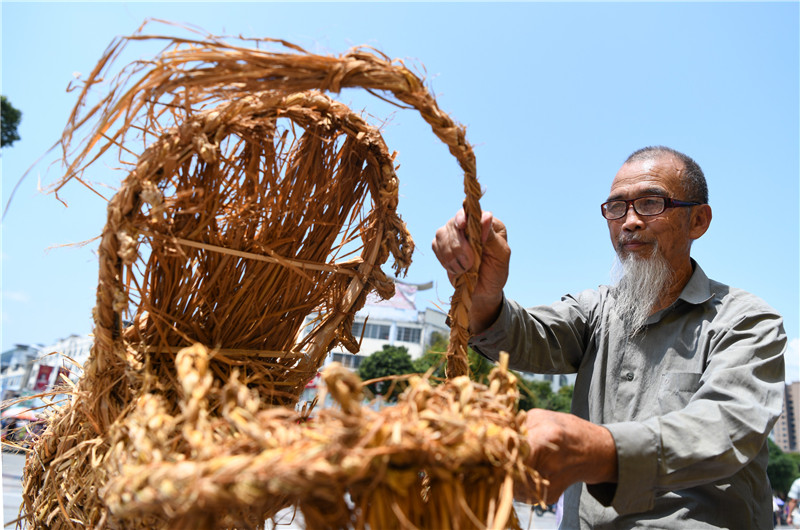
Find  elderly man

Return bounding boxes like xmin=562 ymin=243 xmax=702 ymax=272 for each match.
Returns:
xmin=432 ymin=146 xmax=786 ymax=529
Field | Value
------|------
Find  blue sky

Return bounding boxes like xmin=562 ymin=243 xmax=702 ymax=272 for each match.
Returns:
xmin=1 ymin=2 xmax=798 ymax=382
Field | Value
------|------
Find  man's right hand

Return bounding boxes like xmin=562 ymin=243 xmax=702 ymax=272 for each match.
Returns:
xmin=431 ymin=209 xmax=510 ymax=333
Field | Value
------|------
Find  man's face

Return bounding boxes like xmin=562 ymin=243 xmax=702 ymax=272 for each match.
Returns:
xmin=606 ymin=155 xmax=696 ymax=275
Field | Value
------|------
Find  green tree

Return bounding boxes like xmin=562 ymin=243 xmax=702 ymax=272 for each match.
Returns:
xmin=358 ymin=345 xmax=415 ymax=402
xmin=767 ymin=438 xmax=800 ymax=495
xmin=412 ymin=331 xmax=448 ymax=379
xmin=468 ymin=348 xmax=494 ymax=384
xmin=1 ymin=96 xmax=22 ymax=147
xmin=410 ymin=331 xmax=575 ymax=412
xmin=788 ymin=452 xmax=800 ymax=476
xmin=552 ymin=384 xmax=574 ymax=412
xmin=412 ymin=333 xmax=494 ymax=384
xmin=517 ymin=377 xmax=573 ymax=413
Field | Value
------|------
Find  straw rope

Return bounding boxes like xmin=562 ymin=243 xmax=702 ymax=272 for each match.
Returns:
xmin=16 ymin=24 xmax=544 ymax=529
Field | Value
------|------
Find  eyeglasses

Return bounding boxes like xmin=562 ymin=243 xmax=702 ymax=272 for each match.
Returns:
xmin=601 ymin=195 xmax=701 ymax=220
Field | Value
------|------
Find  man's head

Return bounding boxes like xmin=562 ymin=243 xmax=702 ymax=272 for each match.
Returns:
xmin=625 ymin=146 xmax=708 ymax=205
xmin=605 ymin=146 xmax=713 ymax=329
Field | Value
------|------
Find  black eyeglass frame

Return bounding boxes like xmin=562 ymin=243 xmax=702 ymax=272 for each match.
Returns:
xmin=600 ymin=195 xmax=702 ymax=220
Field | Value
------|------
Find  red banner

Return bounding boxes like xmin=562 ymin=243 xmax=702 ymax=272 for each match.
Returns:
xmin=33 ymin=365 xmax=54 ymax=391
xmin=56 ymin=367 xmax=71 ymax=387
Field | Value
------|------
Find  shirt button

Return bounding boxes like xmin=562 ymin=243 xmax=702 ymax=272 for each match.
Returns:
xmin=625 ymin=372 xmax=634 ymax=381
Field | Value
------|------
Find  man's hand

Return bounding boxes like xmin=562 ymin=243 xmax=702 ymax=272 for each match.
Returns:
xmin=517 ymin=409 xmax=618 ymax=505
xmin=431 ymin=210 xmax=510 ymax=333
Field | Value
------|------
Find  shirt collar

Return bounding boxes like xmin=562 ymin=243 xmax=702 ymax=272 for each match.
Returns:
xmin=676 ymin=259 xmax=714 ymax=305
xmin=644 ymin=259 xmax=714 ymax=325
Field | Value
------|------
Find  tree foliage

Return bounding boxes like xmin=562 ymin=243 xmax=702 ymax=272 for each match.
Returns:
xmin=357 ymin=345 xmax=415 ymax=402
xmin=411 ymin=331 xmax=497 ymax=384
xmin=517 ymin=378 xmax=573 ymax=413
xmin=468 ymin=348 xmax=494 ymax=384
xmin=412 ymin=332 xmax=448 ymax=379
xmin=411 ymin=331 xmax=573 ymax=413
xmin=767 ymin=438 xmax=800 ymax=495
xmin=1 ymin=96 xmax=22 ymax=148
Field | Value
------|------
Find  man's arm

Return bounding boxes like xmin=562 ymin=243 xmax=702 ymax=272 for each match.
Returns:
xmin=470 ymin=289 xmax=785 ymax=515
xmin=517 ymin=409 xmax=618 ymax=504
xmin=788 ymin=498 xmax=797 ymax=526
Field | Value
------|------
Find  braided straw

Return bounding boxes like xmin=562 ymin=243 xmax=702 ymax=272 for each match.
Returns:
xmin=15 ymin=23 xmax=533 ymax=530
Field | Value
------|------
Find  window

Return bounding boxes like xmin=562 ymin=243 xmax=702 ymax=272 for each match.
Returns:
xmin=396 ymin=326 xmax=421 ymax=344
xmin=331 ymin=352 xmax=364 ymax=369
xmin=351 ymin=322 xmax=390 ymax=340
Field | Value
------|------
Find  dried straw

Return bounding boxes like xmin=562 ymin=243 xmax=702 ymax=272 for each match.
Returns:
xmin=16 ymin=22 xmax=543 ymax=529
xmin=97 ymin=346 xmax=543 ymax=529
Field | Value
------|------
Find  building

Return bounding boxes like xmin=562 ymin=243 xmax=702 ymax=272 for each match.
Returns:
xmin=0 ymin=335 xmax=94 ymax=403
xmin=300 ymin=280 xmax=576 ymax=404
xmin=0 ymin=345 xmax=42 ymax=401
xmin=773 ymin=381 xmax=799 ymax=453
xmin=27 ymin=334 xmax=94 ymax=392
xmin=326 ymin=281 xmax=448 ymax=370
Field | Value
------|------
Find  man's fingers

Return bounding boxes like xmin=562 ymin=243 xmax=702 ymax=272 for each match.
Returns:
xmin=454 ymin=208 xmax=467 ymax=230
xmin=443 ymin=256 xmax=470 ymax=276
xmin=432 ymin=212 xmax=475 ymax=276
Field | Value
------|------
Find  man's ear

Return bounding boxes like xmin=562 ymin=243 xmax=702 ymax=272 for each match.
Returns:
xmin=689 ymin=204 xmax=712 ymax=240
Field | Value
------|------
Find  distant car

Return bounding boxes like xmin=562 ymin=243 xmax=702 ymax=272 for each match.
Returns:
xmin=1 ymin=418 xmax=28 ymax=445
xmin=1 ymin=416 xmax=45 ymax=448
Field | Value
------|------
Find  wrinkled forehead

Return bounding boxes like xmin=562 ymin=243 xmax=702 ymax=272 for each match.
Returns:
xmin=608 ymin=155 xmax=685 ymax=199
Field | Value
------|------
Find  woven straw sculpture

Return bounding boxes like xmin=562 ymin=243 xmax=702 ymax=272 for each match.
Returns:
xmin=17 ymin=24 xmax=544 ymax=529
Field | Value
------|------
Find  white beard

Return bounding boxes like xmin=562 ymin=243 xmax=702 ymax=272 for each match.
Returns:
xmin=611 ymin=248 xmax=673 ymax=334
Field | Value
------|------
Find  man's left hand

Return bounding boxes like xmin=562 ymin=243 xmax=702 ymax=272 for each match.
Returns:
xmin=517 ymin=409 xmax=618 ymax=504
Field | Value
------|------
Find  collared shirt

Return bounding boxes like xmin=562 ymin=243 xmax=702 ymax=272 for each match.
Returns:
xmin=470 ymin=262 xmax=786 ymax=529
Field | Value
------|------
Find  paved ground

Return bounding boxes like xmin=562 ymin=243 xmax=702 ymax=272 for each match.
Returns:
xmin=3 ymin=450 xmax=26 ymax=528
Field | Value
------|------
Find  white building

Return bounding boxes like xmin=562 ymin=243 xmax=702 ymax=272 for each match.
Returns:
xmin=24 ymin=334 xmax=93 ymax=393
xmin=1 ymin=345 xmax=42 ymax=400
xmin=326 ymin=281 xmax=448 ymax=371
xmin=302 ymin=280 xmax=575 ymax=405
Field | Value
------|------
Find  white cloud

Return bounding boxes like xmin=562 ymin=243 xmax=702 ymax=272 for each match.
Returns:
xmin=785 ymin=337 xmax=800 ymax=384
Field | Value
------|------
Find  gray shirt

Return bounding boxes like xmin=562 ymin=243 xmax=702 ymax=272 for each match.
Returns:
xmin=470 ymin=262 xmax=786 ymax=529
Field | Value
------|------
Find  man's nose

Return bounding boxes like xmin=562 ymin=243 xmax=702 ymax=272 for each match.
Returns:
xmin=621 ymin=205 xmax=646 ymax=230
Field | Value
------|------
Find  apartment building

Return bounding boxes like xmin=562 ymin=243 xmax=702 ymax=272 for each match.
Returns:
xmin=773 ymin=381 xmax=799 ymax=453
xmin=326 ymin=281 xmax=448 ymax=370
